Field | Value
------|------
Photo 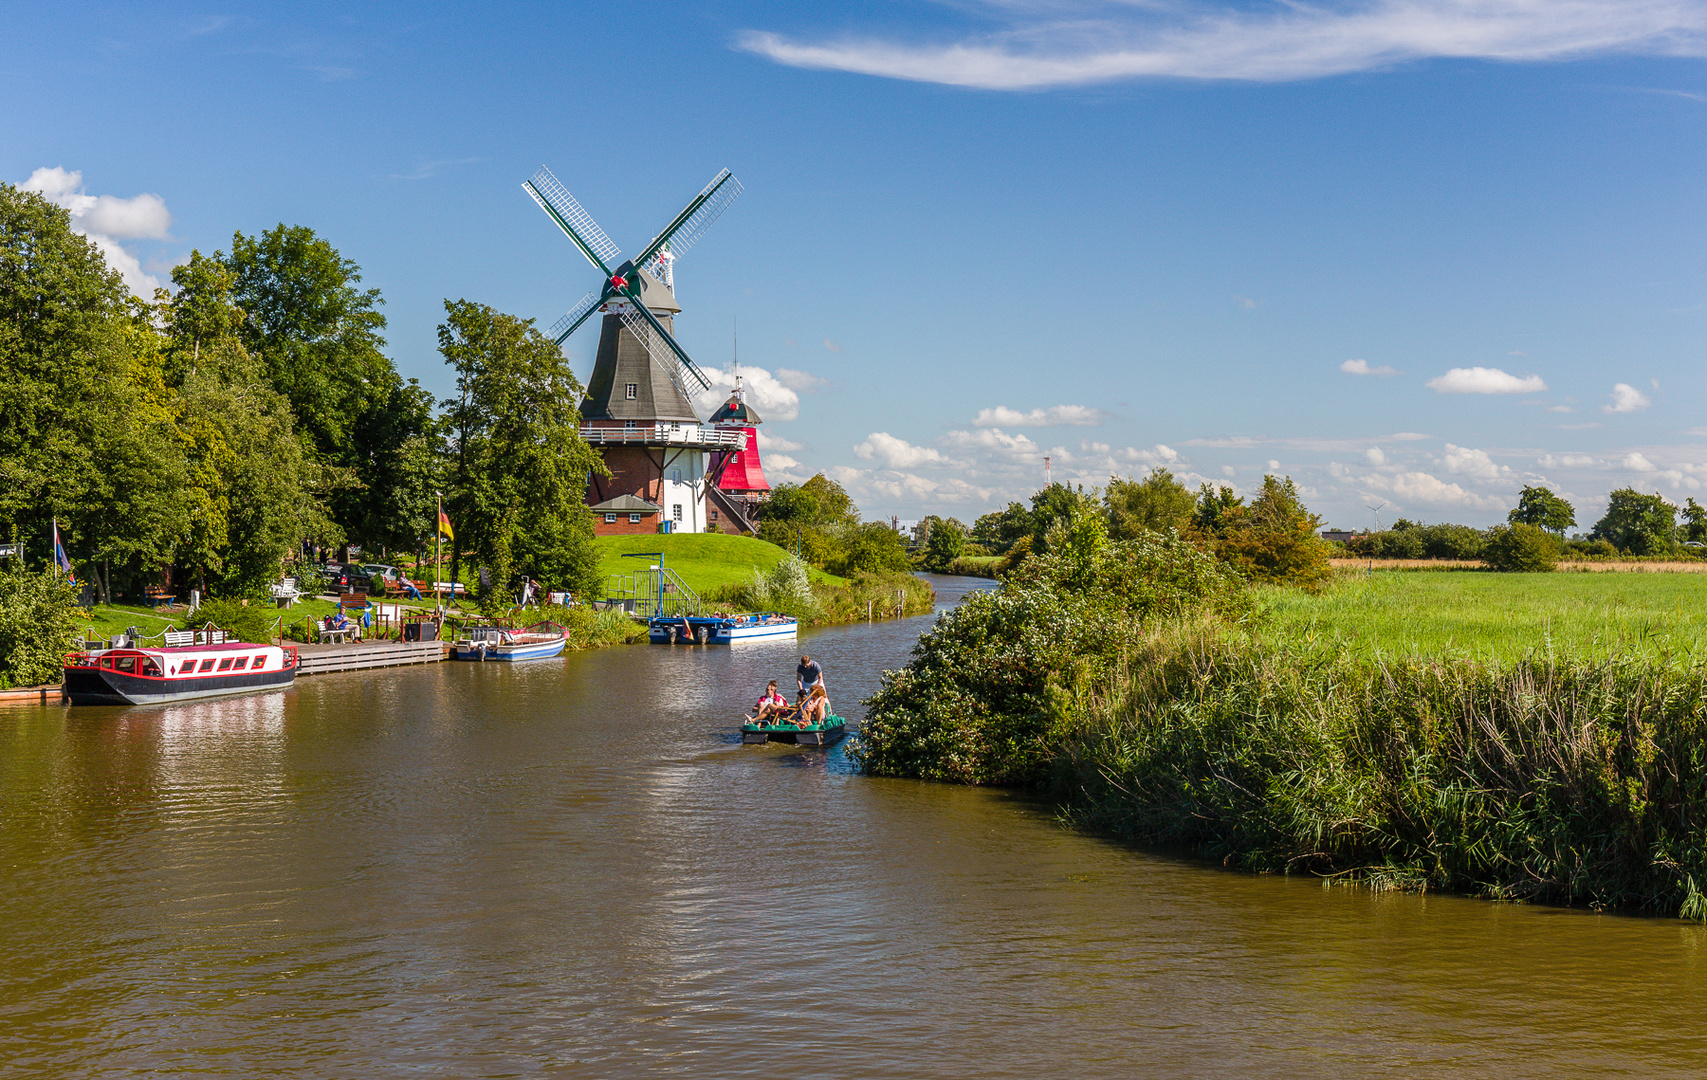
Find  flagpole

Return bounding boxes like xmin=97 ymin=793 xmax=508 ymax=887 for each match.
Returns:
xmin=435 ymin=492 xmax=442 ymax=600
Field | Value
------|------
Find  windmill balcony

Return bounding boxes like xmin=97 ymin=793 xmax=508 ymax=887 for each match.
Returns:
xmin=580 ymin=424 xmax=744 ymax=449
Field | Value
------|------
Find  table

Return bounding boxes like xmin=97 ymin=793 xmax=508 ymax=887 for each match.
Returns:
xmin=318 ymin=627 xmax=357 ymax=644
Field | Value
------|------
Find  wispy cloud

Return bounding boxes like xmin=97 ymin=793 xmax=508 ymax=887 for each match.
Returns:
xmin=1341 ymin=358 xmax=1398 ymax=376
xmin=1426 ymin=366 xmax=1547 ymax=394
xmin=388 ymin=157 xmax=480 ymax=181
xmin=738 ymin=1 xmax=1707 ymax=90
xmin=973 ymin=404 xmax=1106 ymax=427
xmin=1603 ymin=382 xmax=1652 ymax=413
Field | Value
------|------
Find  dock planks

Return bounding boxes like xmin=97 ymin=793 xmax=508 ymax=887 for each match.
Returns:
xmin=293 ymin=640 xmax=444 ymax=676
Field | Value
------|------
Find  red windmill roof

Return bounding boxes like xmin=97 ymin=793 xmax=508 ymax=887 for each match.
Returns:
xmin=718 ymin=426 xmax=769 ymax=493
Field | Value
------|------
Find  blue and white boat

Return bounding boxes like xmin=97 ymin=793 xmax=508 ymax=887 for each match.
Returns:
xmin=449 ymin=625 xmax=566 ymax=661
xmin=648 ymin=612 xmax=798 ymax=644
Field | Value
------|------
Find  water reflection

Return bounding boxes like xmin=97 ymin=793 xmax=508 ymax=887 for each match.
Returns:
xmin=4 ymin=575 xmax=1705 ymax=1077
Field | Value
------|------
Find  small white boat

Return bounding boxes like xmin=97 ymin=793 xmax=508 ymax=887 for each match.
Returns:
xmin=448 ymin=625 xmax=566 ymax=662
xmin=648 ymin=612 xmax=798 ymax=644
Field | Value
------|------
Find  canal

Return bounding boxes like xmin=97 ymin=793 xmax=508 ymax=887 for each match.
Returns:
xmin=3 ymin=575 xmax=1705 ymax=1077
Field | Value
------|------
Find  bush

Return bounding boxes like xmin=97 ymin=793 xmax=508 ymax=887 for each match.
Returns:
xmin=184 ymin=597 xmax=277 ymax=643
xmin=0 ymin=566 xmax=84 ymax=688
xmin=738 ymin=554 xmax=821 ymax=620
xmin=1483 ymin=523 xmax=1559 ymax=572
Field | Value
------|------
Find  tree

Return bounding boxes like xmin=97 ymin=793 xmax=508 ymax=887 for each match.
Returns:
xmin=1682 ymin=498 xmax=1707 ymax=545
xmin=923 ymin=518 xmax=966 ymax=572
xmin=1591 ymin=488 xmax=1676 ymax=555
xmin=438 ymin=300 xmax=605 ymax=599
xmin=971 ymin=502 xmax=1032 ymax=553
xmin=1483 ymin=523 xmax=1559 ymax=572
xmin=836 ymin=522 xmax=914 ymax=576
xmin=1106 ymin=467 xmax=1195 ymax=540
xmin=1029 ymin=483 xmax=1098 ymax=553
xmin=762 ymin=483 xmax=818 ymax=525
xmin=0 ymin=564 xmax=82 ymax=688
xmin=799 ymin=473 xmax=859 ymax=529
xmin=1508 ymin=485 xmax=1576 ymax=536
xmin=0 ymin=184 xmax=184 ymax=597
xmin=1208 ymin=475 xmax=1332 ymax=589
xmin=1191 ymin=483 xmax=1245 ymax=536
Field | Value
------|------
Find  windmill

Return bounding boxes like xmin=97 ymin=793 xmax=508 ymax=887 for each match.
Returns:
xmin=1365 ymin=500 xmax=1388 ymax=532
xmin=524 ymin=167 xmax=742 ymax=397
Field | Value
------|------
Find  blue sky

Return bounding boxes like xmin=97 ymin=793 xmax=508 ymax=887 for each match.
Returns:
xmin=7 ymin=1 xmax=1707 ymax=530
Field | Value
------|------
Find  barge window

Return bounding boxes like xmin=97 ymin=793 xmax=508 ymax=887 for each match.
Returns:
xmin=142 ymin=659 xmax=162 ymax=677
xmin=115 ymin=656 xmax=137 ymax=674
xmin=251 ymin=656 xmax=266 ymax=669
xmin=198 ymin=659 xmax=216 ymax=672
xmin=231 ymin=657 xmax=249 ymax=670
xmin=216 ymin=658 xmax=235 ymax=672
xmin=100 ymin=656 xmax=114 ymax=670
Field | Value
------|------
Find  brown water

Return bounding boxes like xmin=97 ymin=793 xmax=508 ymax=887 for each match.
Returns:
xmin=4 ymin=575 xmax=1707 ymax=1078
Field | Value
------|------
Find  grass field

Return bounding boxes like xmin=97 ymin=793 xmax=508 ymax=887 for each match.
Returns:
xmin=593 ymin=534 xmax=846 ymax=596
xmin=1255 ymin=570 xmax=1707 ymax=661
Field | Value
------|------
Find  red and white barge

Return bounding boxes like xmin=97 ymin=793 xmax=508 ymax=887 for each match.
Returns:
xmin=64 ymin=636 xmax=298 ymax=706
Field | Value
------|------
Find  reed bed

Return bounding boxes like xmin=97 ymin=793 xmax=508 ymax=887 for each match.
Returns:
xmin=1056 ymin=625 xmax=1707 ymax=915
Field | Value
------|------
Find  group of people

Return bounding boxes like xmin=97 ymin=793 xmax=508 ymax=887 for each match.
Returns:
xmin=752 ymin=654 xmax=832 ymax=727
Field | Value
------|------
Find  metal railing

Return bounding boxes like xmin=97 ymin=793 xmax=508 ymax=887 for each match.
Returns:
xmin=580 ymin=424 xmax=743 ymax=448
xmin=604 ymin=567 xmax=701 ymax=618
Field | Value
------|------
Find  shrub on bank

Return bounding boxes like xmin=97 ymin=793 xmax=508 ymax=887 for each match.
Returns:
xmin=184 ymin=597 xmax=277 ymax=644
xmin=1057 ymin=629 xmax=1707 ymax=916
xmin=1483 ymin=522 xmax=1559 ymax=572
xmin=0 ymin=566 xmax=84 ymax=688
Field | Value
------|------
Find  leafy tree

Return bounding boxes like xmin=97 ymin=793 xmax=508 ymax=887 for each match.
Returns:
xmin=1191 ymin=483 xmax=1245 ymax=535
xmin=439 ymin=300 xmax=605 ymax=599
xmin=836 ymin=522 xmax=914 ymax=577
xmin=1483 ymin=523 xmax=1559 ymax=572
xmin=1508 ymin=485 xmax=1576 ymax=536
xmin=0 ymin=184 xmax=184 ymax=598
xmin=1106 ymin=467 xmax=1195 ymax=539
xmin=1029 ymin=483 xmax=1098 ymax=553
xmin=0 ymin=565 xmax=83 ymax=688
xmin=762 ymin=483 xmax=819 ymax=525
xmin=923 ymin=517 xmax=966 ymax=572
xmin=799 ymin=473 xmax=859 ymax=529
xmin=1682 ymin=498 xmax=1707 ymax=545
xmin=1591 ymin=488 xmax=1677 ymax=555
xmin=348 ymin=378 xmax=443 ymax=553
xmin=971 ymin=502 xmax=1032 ymax=553
xmin=1208 ymin=476 xmax=1332 ymax=589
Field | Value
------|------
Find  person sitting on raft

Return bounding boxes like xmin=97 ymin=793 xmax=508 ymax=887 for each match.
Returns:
xmin=799 ymin=684 xmax=830 ymax=727
xmin=753 ymin=680 xmax=787 ymax=722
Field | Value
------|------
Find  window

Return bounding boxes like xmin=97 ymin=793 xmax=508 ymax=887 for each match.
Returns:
xmin=624 ymin=420 xmax=637 ymax=430
xmin=115 ymin=656 xmax=136 ymax=674
xmin=605 ymin=513 xmax=617 ymax=524
xmin=217 ymin=657 xmax=235 ymax=672
xmin=710 ymin=510 xmax=719 ymax=521
xmin=671 ymin=420 xmax=680 ymax=430
xmin=198 ymin=659 xmax=217 ymax=673
xmin=232 ymin=657 xmax=249 ymax=671
xmin=142 ymin=659 xmax=162 ymax=678
xmin=629 ymin=513 xmax=642 ymax=524
xmin=671 ymin=468 xmax=681 ymax=483
xmin=252 ymin=656 xmax=267 ymax=670
xmin=624 ymin=383 xmax=638 ymax=400
xmin=672 ymin=504 xmax=683 ymax=523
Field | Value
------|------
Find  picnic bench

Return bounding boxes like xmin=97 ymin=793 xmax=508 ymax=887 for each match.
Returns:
xmin=433 ymin=581 xmax=467 ymax=597
xmin=318 ymin=626 xmax=357 ymax=644
xmin=269 ymin=577 xmax=301 ymax=608
xmin=143 ymin=584 xmax=176 ymax=608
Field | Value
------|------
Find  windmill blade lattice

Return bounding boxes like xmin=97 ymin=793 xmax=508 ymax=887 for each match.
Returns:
xmin=525 ymin=167 xmax=622 ymax=272
xmin=619 ymin=306 xmax=711 ymax=394
xmin=550 ymin=290 xmax=602 ymax=345
xmin=636 ymin=169 xmax=744 ymax=284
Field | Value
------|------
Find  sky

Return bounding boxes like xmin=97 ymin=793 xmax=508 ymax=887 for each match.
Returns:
xmin=5 ymin=0 xmax=1707 ymax=531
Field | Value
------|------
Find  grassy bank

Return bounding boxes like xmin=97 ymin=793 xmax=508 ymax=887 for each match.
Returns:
xmin=946 ymin=555 xmax=1004 ymax=579
xmin=1056 ymin=625 xmax=1707 ymax=916
xmin=854 ymin=533 xmax=1707 ymax=917
xmin=594 ymin=534 xmax=845 ymax=595
xmin=1258 ymin=570 xmax=1707 ymax=661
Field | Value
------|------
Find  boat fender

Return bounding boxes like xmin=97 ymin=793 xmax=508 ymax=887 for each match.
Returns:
xmin=666 ymin=626 xmax=677 ymax=644
xmin=696 ymin=626 xmax=709 ymax=644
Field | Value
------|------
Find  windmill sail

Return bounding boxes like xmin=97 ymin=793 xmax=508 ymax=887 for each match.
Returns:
xmin=618 ymin=306 xmax=710 ymax=394
xmin=551 ymin=290 xmax=602 ymax=345
xmin=525 ymin=167 xmax=623 ymax=273
xmin=636 ymin=169 xmax=743 ymax=282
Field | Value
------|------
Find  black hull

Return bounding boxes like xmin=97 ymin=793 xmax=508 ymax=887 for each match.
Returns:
xmin=64 ymin=665 xmax=296 ymax=706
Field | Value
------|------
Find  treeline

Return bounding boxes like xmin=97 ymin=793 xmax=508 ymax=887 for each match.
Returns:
xmin=1347 ymin=484 xmax=1707 ymax=564
xmin=0 ymin=183 xmax=603 ymax=605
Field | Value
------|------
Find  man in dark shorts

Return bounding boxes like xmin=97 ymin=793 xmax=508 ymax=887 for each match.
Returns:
xmin=797 ymin=654 xmax=823 ymax=700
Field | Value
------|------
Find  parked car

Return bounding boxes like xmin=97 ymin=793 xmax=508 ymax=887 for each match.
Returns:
xmin=362 ymin=564 xmax=401 ymax=583
xmin=323 ymin=563 xmax=373 ymax=591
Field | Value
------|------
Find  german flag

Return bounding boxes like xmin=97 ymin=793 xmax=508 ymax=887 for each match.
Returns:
xmin=438 ymin=510 xmax=454 ymax=541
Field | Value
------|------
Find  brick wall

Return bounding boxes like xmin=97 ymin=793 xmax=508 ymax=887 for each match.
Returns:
xmin=594 ymin=513 xmax=662 ymax=536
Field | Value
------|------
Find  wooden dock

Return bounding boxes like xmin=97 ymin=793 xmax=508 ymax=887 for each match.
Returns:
xmin=294 ymin=639 xmax=445 ymax=676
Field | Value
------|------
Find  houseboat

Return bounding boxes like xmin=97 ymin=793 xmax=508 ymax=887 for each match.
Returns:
xmin=648 ymin=612 xmax=798 ymax=644
xmin=64 ymin=637 xmax=298 ymax=706
xmin=448 ymin=625 xmax=567 ymax=662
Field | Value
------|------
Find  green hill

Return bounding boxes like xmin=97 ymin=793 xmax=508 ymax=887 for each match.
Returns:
xmin=593 ymin=534 xmax=845 ymax=597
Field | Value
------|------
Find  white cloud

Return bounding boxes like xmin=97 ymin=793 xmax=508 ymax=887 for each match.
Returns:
xmin=1364 ymin=447 xmax=1387 ymax=465
xmin=774 ymin=367 xmax=829 ymax=392
xmin=941 ymin=427 xmax=1042 ymax=459
xmin=1425 ymin=366 xmax=1548 ymax=394
xmin=972 ymin=404 xmax=1107 ymax=427
xmin=854 ymin=431 xmax=947 ymax=469
xmin=693 ymin=365 xmax=801 ymax=422
xmin=1341 ymin=358 xmax=1398 ymax=376
xmin=21 ymin=167 xmax=172 ymax=296
xmin=1267 ymin=459 xmax=1281 ymax=470
xmin=1548 ymin=405 xmax=1575 ymax=413
xmin=1538 ymin=453 xmax=1597 ymax=468
xmin=1441 ymin=443 xmax=1508 ymax=480
xmin=1624 ymin=452 xmax=1657 ymax=472
xmin=737 ymin=0 xmax=1707 ymax=89
xmin=1365 ymin=470 xmax=1506 ymax=510
xmin=823 ymin=338 xmax=842 ymax=353
xmin=756 ymin=430 xmax=804 ymax=452
xmin=764 ymin=453 xmax=801 ymax=471
xmin=1221 ymin=465 xmax=1236 ymax=477
xmin=1604 ymin=383 xmax=1652 ymax=414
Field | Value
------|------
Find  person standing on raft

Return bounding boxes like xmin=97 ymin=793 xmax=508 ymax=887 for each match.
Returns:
xmin=797 ymin=655 xmax=823 ymax=701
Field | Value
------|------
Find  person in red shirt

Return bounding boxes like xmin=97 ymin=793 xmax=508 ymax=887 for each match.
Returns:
xmin=753 ymin=680 xmax=787 ymax=722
